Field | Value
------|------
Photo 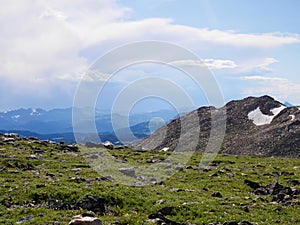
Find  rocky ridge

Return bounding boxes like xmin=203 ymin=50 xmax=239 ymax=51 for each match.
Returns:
xmin=133 ymin=96 xmax=300 ymax=158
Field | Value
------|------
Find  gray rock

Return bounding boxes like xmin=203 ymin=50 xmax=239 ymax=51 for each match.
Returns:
xmin=85 ymin=142 xmax=104 ymax=148
xmin=27 ymin=155 xmax=41 ymax=160
xmin=70 ymin=176 xmax=88 ymax=183
xmin=16 ymin=216 xmax=33 ymax=224
xmin=155 ymin=199 xmax=166 ymax=205
xmin=119 ymin=167 xmax=135 ymax=177
xmin=170 ymin=187 xmax=184 ymax=192
xmin=0 ymin=166 xmax=6 ymax=172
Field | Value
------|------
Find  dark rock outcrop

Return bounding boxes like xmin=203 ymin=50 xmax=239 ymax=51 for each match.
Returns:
xmin=74 ymin=195 xmax=111 ymax=215
xmin=244 ymin=179 xmax=299 ymax=205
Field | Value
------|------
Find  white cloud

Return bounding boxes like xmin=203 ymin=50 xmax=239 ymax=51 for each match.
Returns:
xmin=237 ymin=57 xmax=278 ymax=73
xmin=163 ymin=25 xmax=300 ymax=48
xmin=241 ymin=75 xmax=287 ymax=82
xmin=170 ymin=59 xmax=205 ymax=68
xmin=203 ymin=59 xmax=237 ymax=69
xmin=83 ymin=70 xmax=111 ymax=82
xmin=255 ymin=57 xmax=278 ymax=70
xmin=40 ymin=7 xmax=67 ymax=20
xmin=172 ymin=57 xmax=279 ymax=74
xmin=171 ymin=59 xmax=237 ymax=69
xmin=1 ymin=0 xmax=300 ymax=108
xmin=241 ymin=75 xmax=300 ymax=102
xmin=1 ymin=1 xmax=298 ymax=83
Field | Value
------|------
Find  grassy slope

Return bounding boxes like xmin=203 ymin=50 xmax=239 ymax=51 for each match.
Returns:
xmin=0 ymin=139 xmax=299 ymax=225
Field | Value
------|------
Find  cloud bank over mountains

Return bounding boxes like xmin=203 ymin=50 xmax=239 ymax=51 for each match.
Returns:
xmin=1 ymin=0 xmax=300 ymax=110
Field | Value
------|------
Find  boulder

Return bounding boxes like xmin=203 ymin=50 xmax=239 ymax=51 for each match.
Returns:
xmin=211 ymin=191 xmax=223 ymax=198
xmin=2 ymin=137 xmax=16 ymax=143
xmin=61 ymin=144 xmax=79 ymax=152
xmin=287 ymin=179 xmax=300 ymax=185
xmin=69 ymin=215 xmax=102 ymax=225
xmin=4 ymin=133 xmax=19 ymax=138
xmin=244 ymin=179 xmax=261 ymax=189
xmin=158 ymin=206 xmax=174 ymax=216
xmin=85 ymin=142 xmax=104 ymax=148
xmin=103 ymin=141 xmax=114 ymax=149
xmin=119 ymin=167 xmax=135 ymax=177
xmin=74 ymin=195 xmax=111 ymax=215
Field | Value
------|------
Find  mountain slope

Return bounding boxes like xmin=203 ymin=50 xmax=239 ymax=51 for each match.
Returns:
xmin=133 ymin=96 xmax=300 ymax=158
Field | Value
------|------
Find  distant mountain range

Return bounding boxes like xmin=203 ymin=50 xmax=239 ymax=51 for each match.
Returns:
xmin=0 ymin=108 xmax=179 ymax=143
xmin=2 ymin=96 xmax=299 ymax=157
xmin=133 ymin=96 xmax=300 ymax=158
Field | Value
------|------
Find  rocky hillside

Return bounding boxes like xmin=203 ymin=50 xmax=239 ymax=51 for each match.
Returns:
xmin=133 ymin=96 xmax=300 ymax=158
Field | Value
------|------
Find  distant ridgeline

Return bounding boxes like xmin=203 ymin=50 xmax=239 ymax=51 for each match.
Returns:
xmin=0 ymin=133 xmax=122 ymax=151
xmin=1 ymin=95 xmax=299 ymax=158
xmin=0 ymin=126 xmax=152 ymax=145
xmin=0 ymin=108 xmax=178 ymax=144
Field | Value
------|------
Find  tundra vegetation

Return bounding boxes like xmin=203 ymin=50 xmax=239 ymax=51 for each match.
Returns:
xmin=0 ymin=135 xmax=299 ymax=224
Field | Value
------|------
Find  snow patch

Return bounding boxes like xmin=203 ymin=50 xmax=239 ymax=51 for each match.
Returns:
xmin=289 ymin=115 xmax=295 ymax=121
xmin=248 ymin=105 xmax=286 ymax=126
xmin=30 ymin=108 xmax=36 ymax=115
xmin=30 ymin=108 xmax=41 ymax=116
xmin=248 ymin=108 xmax=273 ymax=126
xmin=3 ymin=110 xmax=12 ymax=114
xmin=270 ymin=105 xmax=286 ymax=115
xmin=12 ymin=115 xmax=20 ymax=120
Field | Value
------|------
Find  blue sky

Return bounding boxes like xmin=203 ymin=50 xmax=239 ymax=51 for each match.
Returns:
xmin=1 ymin=0 xmax=300 ymax=111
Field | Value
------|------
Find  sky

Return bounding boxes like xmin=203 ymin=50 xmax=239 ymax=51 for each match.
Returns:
xmin=1 ymin=0 xmax=300 ymax=112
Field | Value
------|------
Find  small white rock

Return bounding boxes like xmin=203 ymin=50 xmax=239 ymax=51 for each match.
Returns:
xmin=160 ymin=147 xmax=170 ymax=152
xmin=69 ymin=215 xmax=103 ymax=225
